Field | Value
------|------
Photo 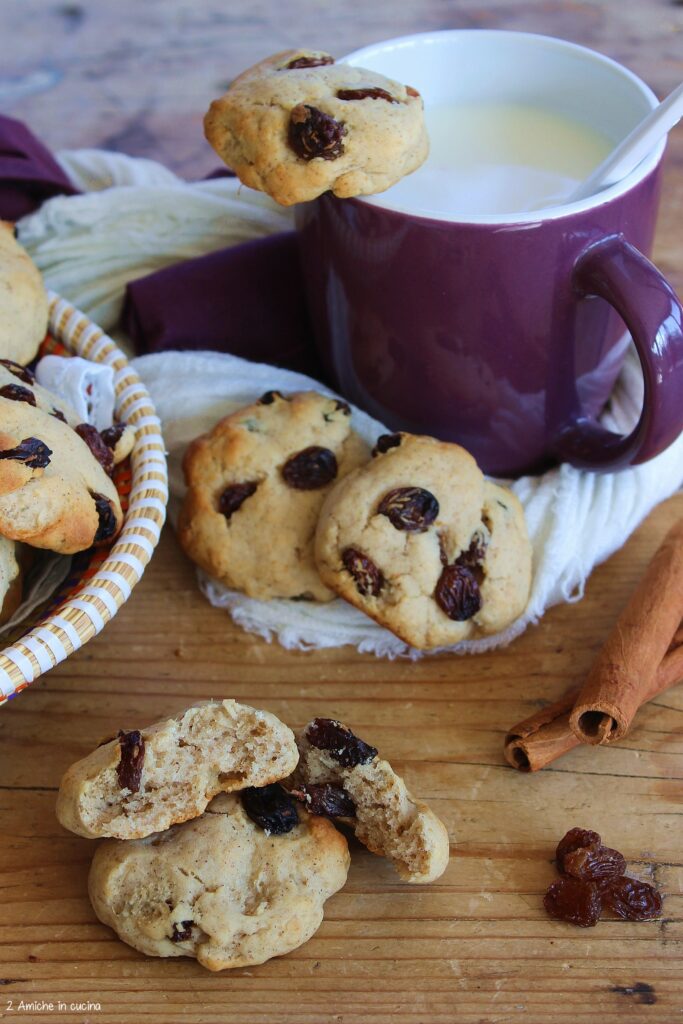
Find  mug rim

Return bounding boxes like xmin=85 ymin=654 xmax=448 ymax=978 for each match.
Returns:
xmin=342 ymin=29 xmax=665 ymax=226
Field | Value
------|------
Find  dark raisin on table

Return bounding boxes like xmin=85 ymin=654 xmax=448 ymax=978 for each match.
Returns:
xmin=543 ymin=876 xmax=602 ymax=927
xmin=563 ymin=845 xmax=626 ymax=885
xmin=0 ymin=359 xmax=35 ymax=384
xmin=76 ymin=423 xmax=114 ymax=475
xmin=0 ymin=437 xmax=52 ymax=468
xmin=0 ymin=383 xmax=36 ymax=405
xmin=341 ymin=547 xmax=384 ymax=597
xmin=306 ymin=718 xmax=378 ymax=768
xmin=116 ymin=729 xmax=145 ymax=793
xmin=602 ymin=876 xmax=663 ymax=921
xmin=217 ymin=481 xmax=258 ymax=519
xmin=282 ymin=446 xmax=337 ymax=489
xmin=241 ymin=784 xmax=300 ymax=835
xmin=377 ymin=486 xmax=439 ymax=532
xmin=288 ymin=104 xmax=346 ymax=161
xmin=434 ymin=564 xmax=481 ymax=620
xmin=555 ymin=827 xmax=602 ymax=871
xmin=291 ymin=782 xmax=356 ymax=818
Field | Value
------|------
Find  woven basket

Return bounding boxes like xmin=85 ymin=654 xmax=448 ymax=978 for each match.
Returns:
xmin=0 ymin=292 xmax=167 ymax=704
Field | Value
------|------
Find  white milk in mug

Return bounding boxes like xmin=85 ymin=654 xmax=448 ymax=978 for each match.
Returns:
xmin=384 ymin=101 xmax=613 ymax=218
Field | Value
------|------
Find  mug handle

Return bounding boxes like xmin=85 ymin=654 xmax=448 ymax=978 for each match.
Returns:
xmin=553 ymin=234 xmax=683 ymax=470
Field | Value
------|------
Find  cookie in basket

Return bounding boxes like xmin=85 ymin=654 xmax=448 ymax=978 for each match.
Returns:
xmin=314 ymin=432 xmax=532 ymax=649
xmin=204 ymin=49 xmax=428 ymax=205
xmin=88 ymin=789 xmax=349 ymax=971
xmin=0 ymin=222 xmax=48 ymax=366
xmin=290 ymin=717 xmax=450 ymax=884
xmin=0 ymin=396 xmax=123 ymax=553
xmin=0 ymin=536 xmax=22 ymax=626
xmin=56 ymin=699 xmax=299 ymax=840
xmin=178 ymin=390 xmax=369 ymax=601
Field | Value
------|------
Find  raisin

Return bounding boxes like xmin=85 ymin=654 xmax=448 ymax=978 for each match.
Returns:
xmin=170 ymin=920 xmax=194 ymax=942
xmin=306 ymin=718 xmax=377 ymax=768
xmin=241 ymin=784 xmax=299 ymax=835
xmin=258 ymin=390 xmax=283 ymax=404
xmin=372 ymin=433 xmax=402 ymax=457
xmin=51 ymin=408 xmax=67 ymax=423
xmin=291 ymin=782 xmax=356 ymax=818
xmin=337 ymin=87 xmax=397 ymax=103
xmin=602 ymin=877 xmax=663 ymax=921
xmin=116 ymin=729 xmax=145 ymax=792
xmin=563 ymin=845 xmax=626 ymax=886
xmin=406 ymin=85 xmax=420 ymax=98
xmin=91 ymin=491 xmax=118 ymax=542
xmin=543 ymin=876 xmax=601 ymax=927
xmin=100 ymin=423 xmax=126 ymax=449
xmin=282 ymin=446 xmax=337 ymax=489
xmin=288 ymin=104 xmax=346 ymax=161
xmin=218 ymin=481 xmax=258 ymax=519
xmin=0 ymin=383 xmax=36 ymax=405
xmin=76 ymin=423 xmax=114 ymax=475
xmin=334 ymin=399 xmax=351 ymax=415
xmin=0 ymin=359 xmax=35 ymax=384
xmin=0 ymin=437 xmax=51 ymax=468
xmin=285 ymin=54 xmax=334 ymax=69
xmin=342 ymin=547 xmax=384 ymax=597
xmin=456 ymin=531 xmax=488 ymax=570
xmin=378 ymin=487 xmax=439 ymax=532
xmin=556 ymin=828 xmax=602 ymax=871
xmin=434 ymin=564 xmax=481 ymax=620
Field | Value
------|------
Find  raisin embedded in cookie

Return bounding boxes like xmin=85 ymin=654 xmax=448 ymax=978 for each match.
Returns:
xmin=0 ymin=397 xmax=123 ymax=553
xmin=289 ymin=717 xmax=450 ymax=884
xmin=88 ymin=791 xmax=350 ymax=970
xmin=56 ymin=699 xmax=300 ymax=840
xmin=204 ymin=50 xmax=428 ymax=205
xmin=314 ymin=432 xmax=532 ymax=649
xmin=177 ymin=390 xmax=369 ymax=601
xmin=0 ymin=221 xmax=49 ymax=366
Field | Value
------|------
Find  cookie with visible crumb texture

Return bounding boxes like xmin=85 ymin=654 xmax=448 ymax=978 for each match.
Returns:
xmin=0 ymin=397 xmax=123 ymax=553
xmin=0 ymin=535 xmax=21 ymax=626
xmin=314 ymin=432 xmax=532 ymax=649
xmin=88 ymin=791 xmax=349 ymax=970
xmin=56 ymin=699 xmax=300 ymax=840
xmin=204 ymin=50 xmax=428 ymax=205
xmin=178 ymin=390 xmax=369 ymax=601
xmin=290 ymin=717 xmax=450 ymax=884
xmin=0 ymin=221 xmax=48 ymax=366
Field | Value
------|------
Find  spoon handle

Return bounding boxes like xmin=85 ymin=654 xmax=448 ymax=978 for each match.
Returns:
xmin=570 ymin=81 xmax=683 ymax=203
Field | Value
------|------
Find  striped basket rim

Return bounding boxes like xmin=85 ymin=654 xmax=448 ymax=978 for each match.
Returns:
xmin=0 ymin=291 xmax=168 ymax=703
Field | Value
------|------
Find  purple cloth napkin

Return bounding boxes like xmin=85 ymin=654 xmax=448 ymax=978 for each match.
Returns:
xmin=0 ymin=114 xmax=79 ymax=221
xmin=0 ymin=113 xmax=325 ymax=378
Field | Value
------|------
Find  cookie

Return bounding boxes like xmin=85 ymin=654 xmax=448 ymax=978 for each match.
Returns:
xmin=57 ymin=699 xmax=300 ymax=840
xmin=314 ymin=432 xmax=532 ymax=649
xmin=0 ymin=359 xmax=80 ymax=426
xmin=204 ymin=50 xmax=428 ymax=206
xmin=0 ymin=535 xmax=21 ymax=626
xmin=178 ymin=390 xmax=369 ymax=601
xmin=88 ymin=790 xmax=349 ymax=970
xmin=0 ymin=397 xmax=123 ymax=553
xmin=0 ymin=222 xmax=49 ymax=366
xmin=291 ymin=717 xmax=450 ymax=884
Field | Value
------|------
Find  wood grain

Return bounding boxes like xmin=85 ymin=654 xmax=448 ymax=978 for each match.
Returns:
xmin=1 ymin=1 xmax=683 ymax=1021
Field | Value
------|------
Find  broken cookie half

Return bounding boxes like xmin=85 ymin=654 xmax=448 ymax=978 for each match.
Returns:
xmin=289 ymin=717 xmax=450 ymax=884
xmin=56 ymin=699 xmax=299 ymax=839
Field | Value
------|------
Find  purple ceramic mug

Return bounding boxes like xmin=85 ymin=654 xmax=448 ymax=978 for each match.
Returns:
xmin=296 ymin=31 xmax=683 ymax=476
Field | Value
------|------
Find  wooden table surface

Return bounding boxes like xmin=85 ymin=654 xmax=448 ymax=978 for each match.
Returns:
xmin=2 ymin=2 xmax=683 ymax=1022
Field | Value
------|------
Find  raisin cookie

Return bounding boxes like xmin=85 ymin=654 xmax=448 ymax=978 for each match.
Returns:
xmin=0 ymin=222 xmax=49 ymax=366
xmin=0 ymin=397 xmax=122 ymax=553
xmin=315 ymin=432 xmax=532 ymax=649
xmin=204 ymin=50 xmax=428 ymax=206
xmin=57 ymin=699 xmax=300 ymax=840
xmin=0 ymin=535 xmax=21 ymax=626
xmin=88 ymin=790 xmax=349 ymax=970
xmin=178 ymin=390 xmax=369 ymax=601
xmin=290 ymin=718 xmax=449 ymax=884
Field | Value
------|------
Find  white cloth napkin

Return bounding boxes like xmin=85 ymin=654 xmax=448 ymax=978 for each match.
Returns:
xmin=16 ymin=149 xmax=683 ymax=658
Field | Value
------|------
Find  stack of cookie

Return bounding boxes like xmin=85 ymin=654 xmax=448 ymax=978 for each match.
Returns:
xmin=0 ymin=223 xmax=130 ymax=626
xmin=56 ymin=698 xmax=450 ymax=971
xmin=177 ymin=389 xmax=532 ymax=651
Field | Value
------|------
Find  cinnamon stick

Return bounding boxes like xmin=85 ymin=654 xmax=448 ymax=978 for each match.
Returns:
xmin=504 ymin=632 xmax=683 ymax=772
xmin=569 ymin=520 xmax=683 ymax=745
